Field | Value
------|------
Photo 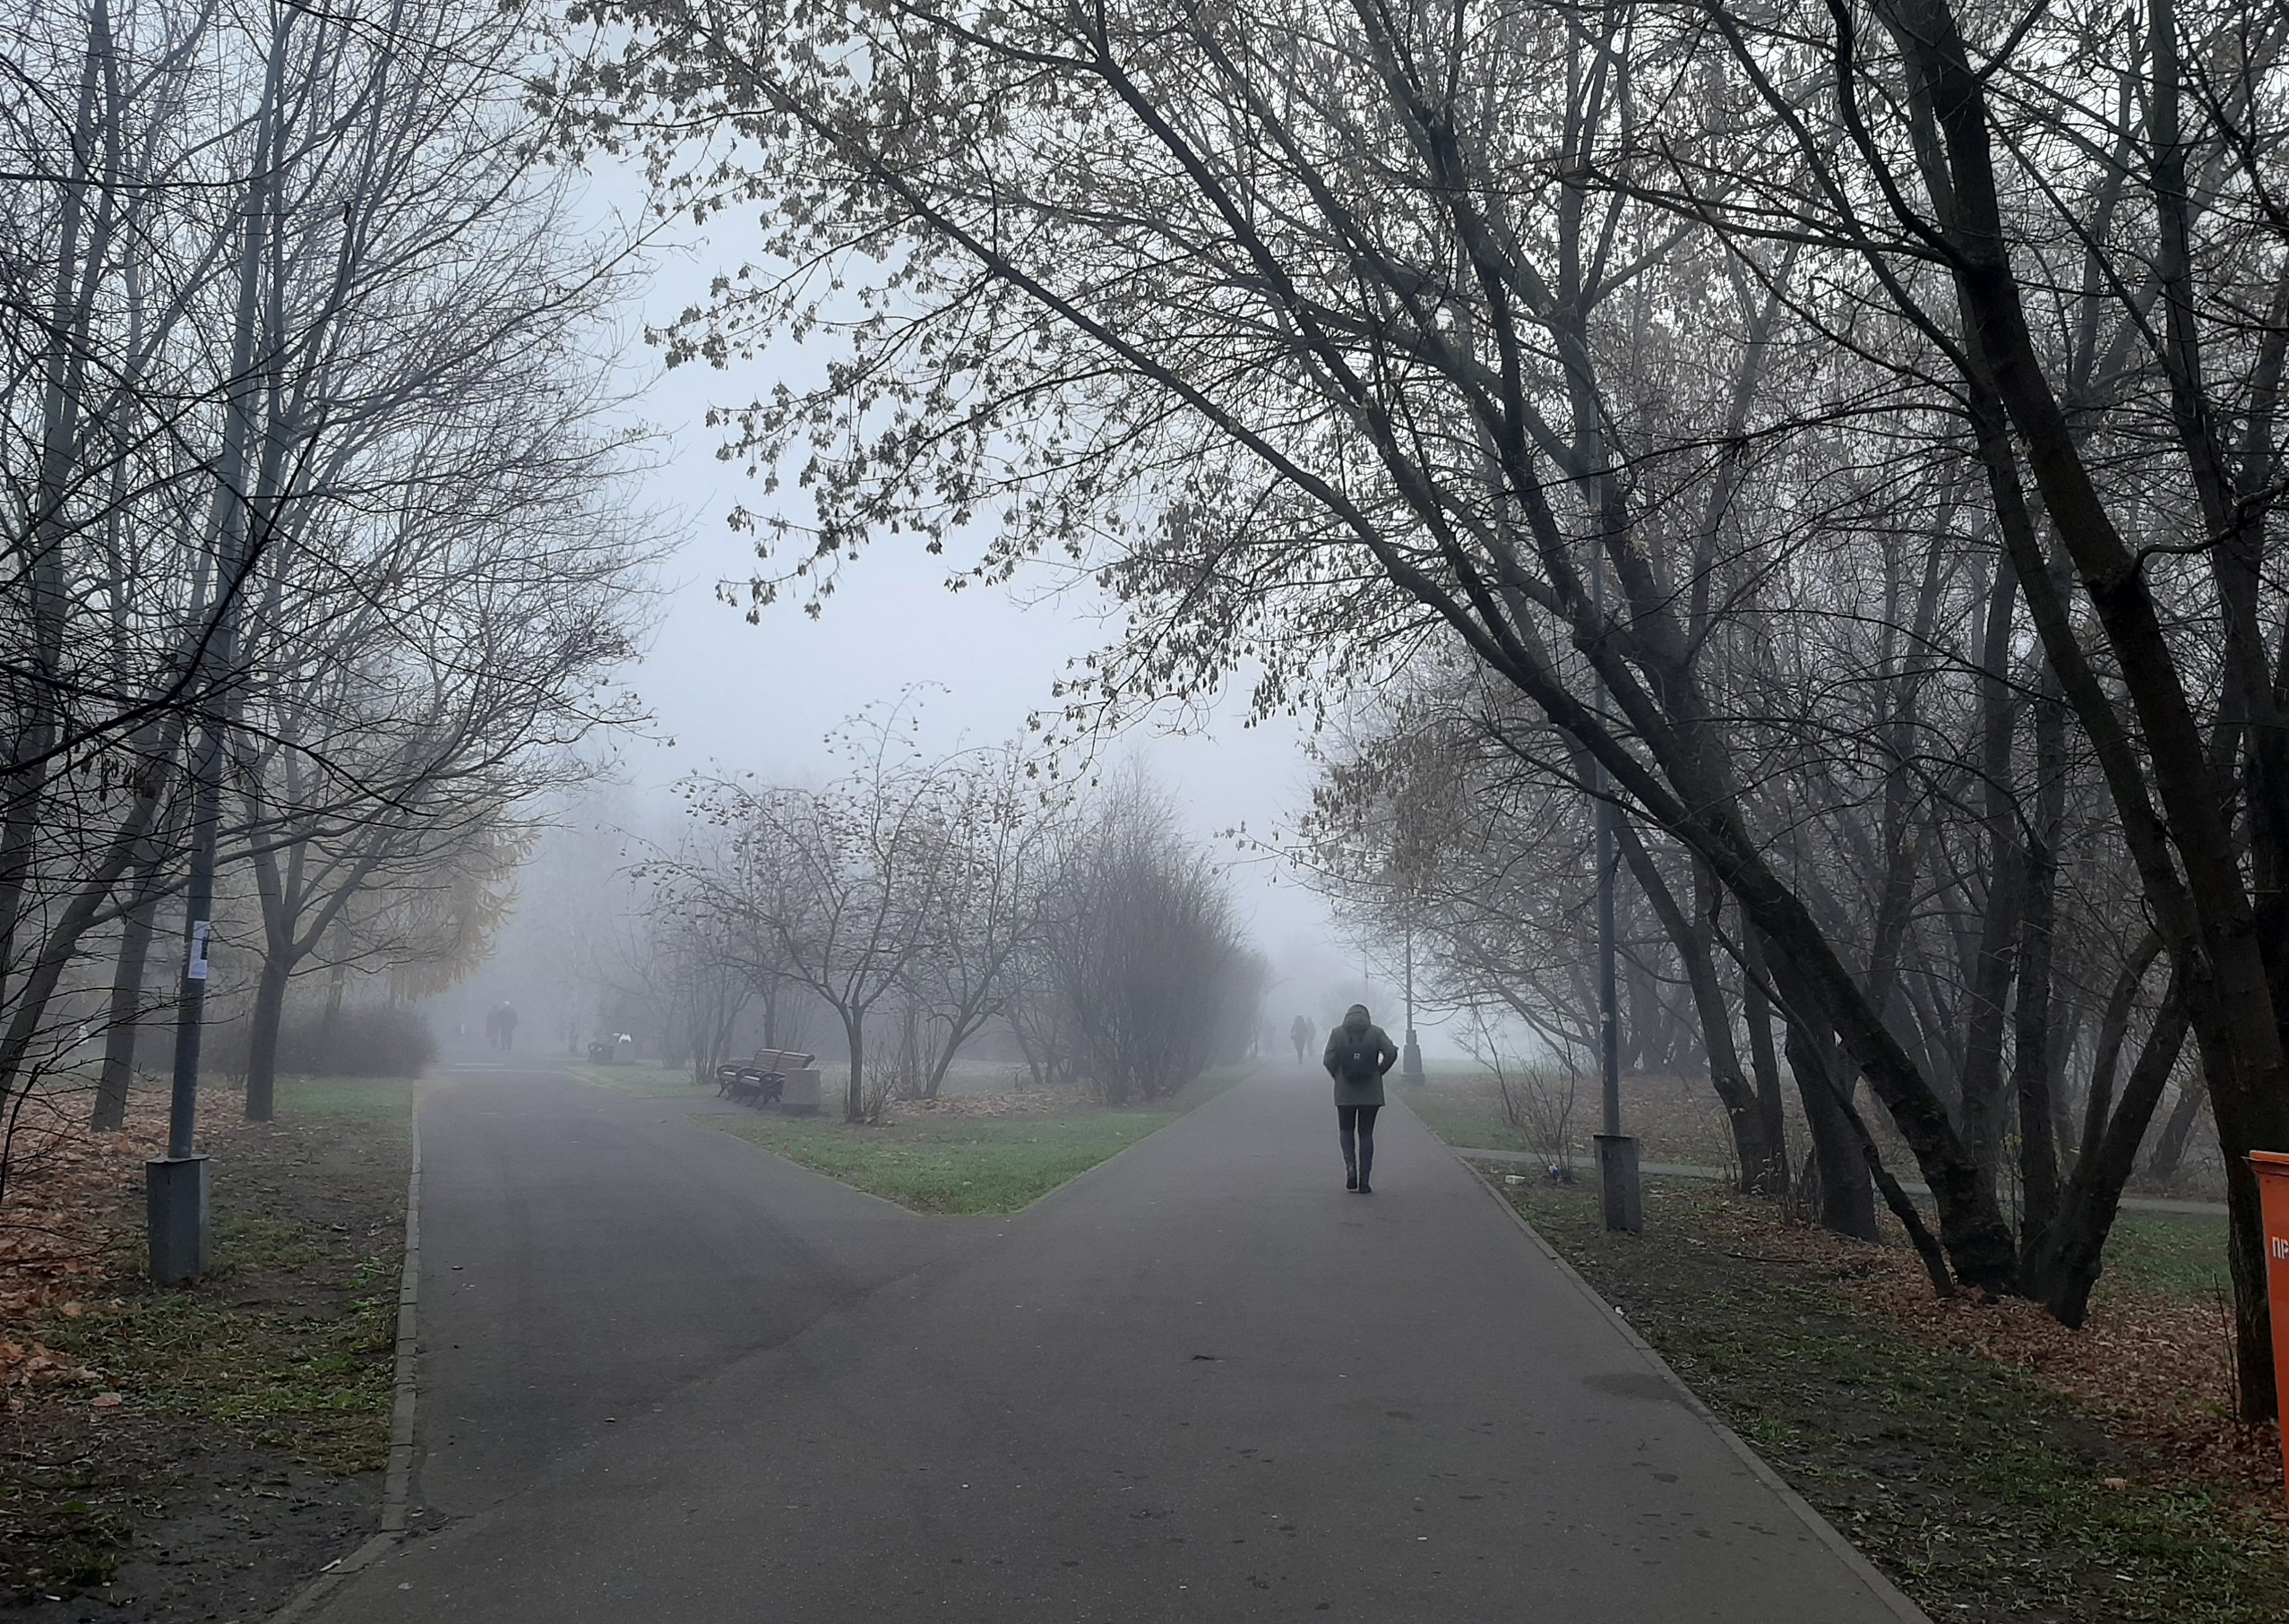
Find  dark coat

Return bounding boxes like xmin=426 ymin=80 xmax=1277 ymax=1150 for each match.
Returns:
xmin=1323 ymin=1005 xmax=1398 ymax=1108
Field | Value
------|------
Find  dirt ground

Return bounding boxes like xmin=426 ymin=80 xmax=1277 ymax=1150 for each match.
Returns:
xmin=0 ymin=1078 xmax=410 ymax=1620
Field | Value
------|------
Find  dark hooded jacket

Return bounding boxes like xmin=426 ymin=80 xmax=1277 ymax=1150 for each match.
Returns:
xmin=1322 ymin=1004 xmax=1398 ymax=1108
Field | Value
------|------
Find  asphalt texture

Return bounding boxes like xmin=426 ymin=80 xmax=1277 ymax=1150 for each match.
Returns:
xmin=310 ymin=1063 xmax=1926 ymax=1622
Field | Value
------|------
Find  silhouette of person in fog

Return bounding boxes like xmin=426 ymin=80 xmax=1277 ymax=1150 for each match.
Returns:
xmin=1289 ymin=1013 xmax=1312 ymax=1063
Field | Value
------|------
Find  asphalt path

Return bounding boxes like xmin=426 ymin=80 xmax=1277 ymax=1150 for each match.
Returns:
xmin=311 ymin=1063 xmax=1927 ymax=1623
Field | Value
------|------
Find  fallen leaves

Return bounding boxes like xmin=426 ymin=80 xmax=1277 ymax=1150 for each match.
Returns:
xmin=887 ymin=1088 xmax=1068 ymax=1121
xmin=1707 ymin=1193 xmax=2279 ymax=1503
xmin=0 ymin=1093 xmax=170 ymax=1398
xmin=0 ymin=1340 xmax=99 ymax=1392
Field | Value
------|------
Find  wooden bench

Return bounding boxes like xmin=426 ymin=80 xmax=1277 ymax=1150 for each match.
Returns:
xmin=716 ymin=1048 xmax=815 ymax=1108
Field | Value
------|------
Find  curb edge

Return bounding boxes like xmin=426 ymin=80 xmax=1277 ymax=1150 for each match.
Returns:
xmin=269 ymin=1081 xmax=424 ymax=1622
xmin=1457 ymin=1151 xmax=1935 ymax=1624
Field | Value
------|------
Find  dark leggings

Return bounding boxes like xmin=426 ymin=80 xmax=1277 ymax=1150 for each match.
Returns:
xmin=1338 ymin=1104 xmax=1381 ymax=1182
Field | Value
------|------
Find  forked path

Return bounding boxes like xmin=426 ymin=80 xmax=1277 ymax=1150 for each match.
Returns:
xmin=314 ymin=1066 xmax=1926 ymax=1623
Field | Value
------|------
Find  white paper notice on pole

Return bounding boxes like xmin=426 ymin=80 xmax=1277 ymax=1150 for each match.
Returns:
xmin=187 ymin=921 xmax=211 ymax=982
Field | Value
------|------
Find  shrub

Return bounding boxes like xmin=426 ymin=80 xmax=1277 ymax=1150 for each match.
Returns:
xmin=272 ymin=1004 xmax=437 ymax=1078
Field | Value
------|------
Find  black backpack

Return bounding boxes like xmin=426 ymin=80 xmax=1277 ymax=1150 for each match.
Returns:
xmin=1335 ymin=1031 xmax=1378 ymax=1078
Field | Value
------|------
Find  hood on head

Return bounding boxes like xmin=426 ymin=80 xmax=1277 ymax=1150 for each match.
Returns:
xmin=1344 ymin=1004 xmax=1371 ymax=1031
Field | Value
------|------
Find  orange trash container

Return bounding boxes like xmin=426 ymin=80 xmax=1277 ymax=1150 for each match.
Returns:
xmin=2254 ymin=1150 xmax=2289 ymax=1507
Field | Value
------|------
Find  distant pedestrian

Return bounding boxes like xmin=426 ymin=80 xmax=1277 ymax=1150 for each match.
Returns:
xmin=1289 ymin=1014 xmax=1312 ymax=1064
xmin=491 ymin=1001 xmax=519 ymax=1052
xmin=1323 ymin=1004 xmax=1398 ymax=1193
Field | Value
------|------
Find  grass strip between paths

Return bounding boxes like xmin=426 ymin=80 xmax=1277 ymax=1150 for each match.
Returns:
xmin=695 ymin=1070 xmax=1247 ymax=1216
xmin=567 ymin=1061 xmax=712 ymax=1098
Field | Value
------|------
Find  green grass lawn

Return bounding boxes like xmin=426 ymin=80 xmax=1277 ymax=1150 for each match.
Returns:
xmin=1404 ymin=1067 xmax=1743 ymax=1166
xmin=703 ymin=1069 xmax=1246 ymax=1215
xmin=569 ymin=1061 xmax=714 ymax=1097
xmin=1402 ymin=1077 xmax=1537 ymax=1155
xmin=265 ymin=1072 xmax=418 ymax=1126
xmin=91 ymin=1074 xmax=415 ymax=1468
xmin=2100 ymin=1208 xmax=2231 ymax=1302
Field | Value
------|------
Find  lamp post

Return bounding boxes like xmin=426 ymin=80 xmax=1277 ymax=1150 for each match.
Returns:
xmin=1590 ymin=546 xmax=1641 ymax=1233
xmin=150 ymin=726 xmax=221 ymax=1284
xmin=1401 ymin=929 xmax=1424 ymax=1085
xmin=148 ymin=100 xmax=280 ymax=1281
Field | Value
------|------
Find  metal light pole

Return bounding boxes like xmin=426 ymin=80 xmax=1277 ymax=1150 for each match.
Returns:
xmin=148 ymin=89 xmax=280 ymax=1282
xmin=1401 ymin=929 xmax=1424 ymax=1086
xmin=1590 ymin=548 xmax=1642 ymax=1233
xmin=149 ymin=725 xmax=222 ymax=1283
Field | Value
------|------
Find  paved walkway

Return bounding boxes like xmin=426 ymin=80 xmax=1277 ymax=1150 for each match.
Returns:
xmin=311 ymin=1065 xmax=1927 ymax=1622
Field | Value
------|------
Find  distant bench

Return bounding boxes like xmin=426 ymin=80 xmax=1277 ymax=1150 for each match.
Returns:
xmin=716 ymin=1049 xmax=820 ymax=1113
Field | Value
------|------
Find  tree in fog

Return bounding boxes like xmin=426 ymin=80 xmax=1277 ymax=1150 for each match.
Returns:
xmin=627 ymin=870 xmax=754 ymax=1083
xmin=579 ymin=0 xmax=2289 ymax=1413
xmin=891 ymin=746 xmax=1046 ymax=1100
xmin=1624 ymin=0 xmax=2289 ymax=1413
xmin=1304 ymin=671 xmax=1803 ymax=1201
xmin=0 ymin=0 xmax=649 ymax=1171
xmin=686 ymin=714 xmax=960 ymax=1121
xmin=208 ymin=0 xmax=648 ymax=1120
xmin=0 ymin=0 xmax=221 ymax=1137
xmin=1036 ymin=775 xmax=1253 ymax=1105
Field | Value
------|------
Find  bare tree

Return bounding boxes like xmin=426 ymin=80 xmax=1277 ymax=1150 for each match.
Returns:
xmin=689 ymin=712 xmax=959 ymax=1121
xmin=893 ymin=746 xmax=1048 ymax=1099
xmin=1039 ymin=773 xmax=1251 ymax=1105
xmin=0 ymin=0 xmax=650 ymax=1173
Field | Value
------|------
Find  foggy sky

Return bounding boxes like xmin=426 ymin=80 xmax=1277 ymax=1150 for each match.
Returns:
xmin=594 ymin=199 xmax=1459 ymax=1048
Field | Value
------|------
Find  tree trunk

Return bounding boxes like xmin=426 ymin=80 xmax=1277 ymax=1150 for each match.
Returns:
xmin=924 ymin=1010 xmax=983 ymax=1101
xmin=2145 ymin=1075 xmax=2208 ymax=1184
xmin=1783 ymin=1012 xmax=1880 ymax=1242
xmin=1010 ymin=1007 xmax=1048 ymax=1091
xmin=1956 ymin=872 xmax=2021 ymax=1170
xmin=91 ymin=870 xmax=163 ymax=1130
xmin=843 ymin=1010 xmax=865 ymax=1122
xmin=758 ymin=981 xmax=780 ymax=1051
xmin=318 ymin=961 xmax=347 ymax=1074
xmin=244 ymin=950 xmax=292 ymax=1122
xmin=1757 ymin=924 xmax=1877 ymax=1238
xmin=1739 ymin=929 xmax=1790 ymax=1198
xmin=1619 ymin=946 xmax=1652 ymax=1074
xmin=2014 ymin=681 xmax=2067 ymax=1251
xmin=1959 ymin=550 xmax=2025 ymax=1171
xmin=2078 ymin=932 xmax=2164 ymax=1173
xmin=2021 ymin=973 xmax=2190 ymax=1323
xmin=1616 ymin=825 xmax=1786 ymax=1192
xmin=1883 ymin=0 xmax=2289 ymax=1412
xmin=2049 ymin=1006 xmax=2086 ymax=1176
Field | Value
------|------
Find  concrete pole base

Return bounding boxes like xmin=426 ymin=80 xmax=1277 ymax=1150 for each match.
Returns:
xmin=147 ymin=1156 xmax=210 ymax=1285
xmin=1401 ymin=1034 xmax=1424 ymax=1086
xmin=1596 ymin=1134 xmax=1642 ymax=1234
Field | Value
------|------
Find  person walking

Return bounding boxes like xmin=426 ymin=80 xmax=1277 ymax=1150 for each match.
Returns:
xmin=1322 ymin=1003 xmax=1398 ymax=1192
xmin=1289 ymin=1014 xmax=1313 ymax=1064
